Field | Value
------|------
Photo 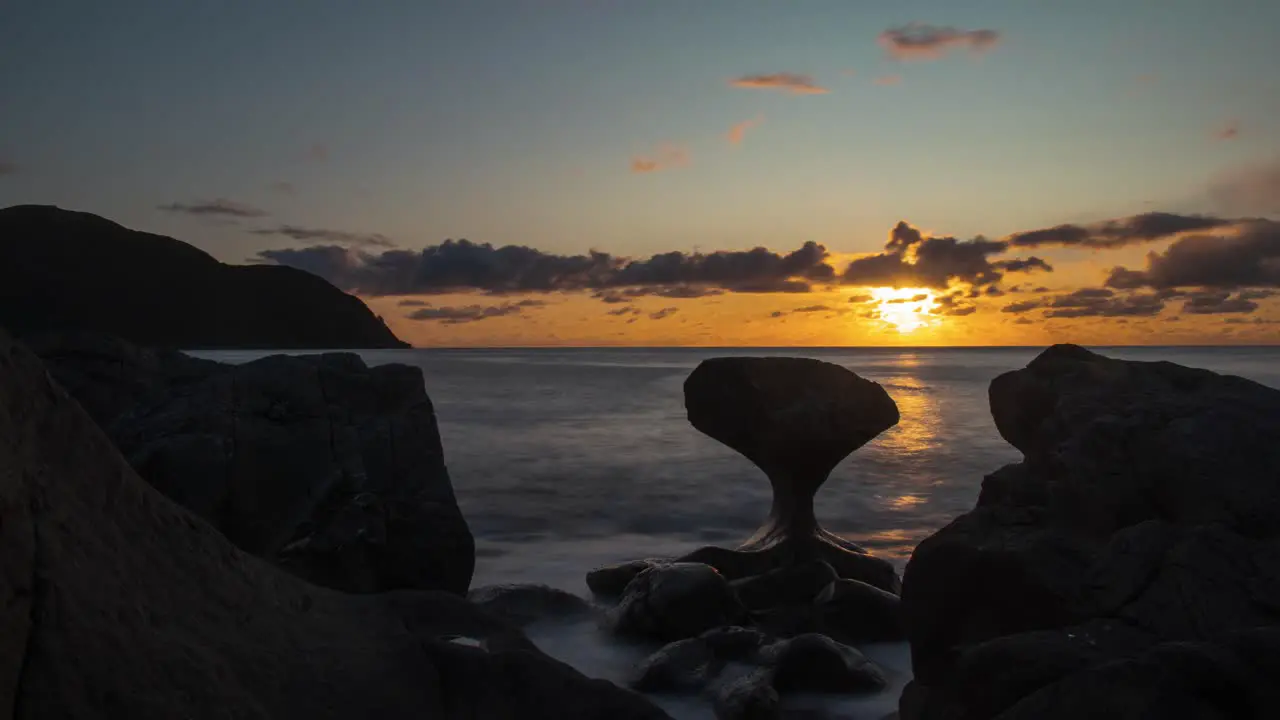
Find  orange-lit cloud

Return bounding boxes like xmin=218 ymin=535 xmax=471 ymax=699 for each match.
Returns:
xmin=730 ymin=73 xmax=829 ymax=95
xmin=873 ymin=74 xmax=902 ymax=86
xmin=631 ymin=143 xmax=689 ymax=173
xmin=878 ymin=24 xmax=1001 ymax=61
xmin=1214 ymin=118 xmax=1241 ymax=140
xmin=726 ymin=116 xmax=763 ymax=145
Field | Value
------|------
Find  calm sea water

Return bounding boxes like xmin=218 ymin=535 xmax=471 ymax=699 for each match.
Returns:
xmin=198 ymin=345 xmax=1280 ymax=719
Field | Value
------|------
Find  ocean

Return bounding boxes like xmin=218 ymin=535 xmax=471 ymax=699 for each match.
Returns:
xmin=198 ymin=345 xmax=1280 ymax=719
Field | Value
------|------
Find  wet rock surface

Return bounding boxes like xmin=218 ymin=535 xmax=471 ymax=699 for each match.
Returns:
xmin=610 ymin=563 xmax=747 ymax=641
xmin=901 ymin=344 xmax=1280 ymax=720
xmin=29 ymin=331 xmax=474 ymax=595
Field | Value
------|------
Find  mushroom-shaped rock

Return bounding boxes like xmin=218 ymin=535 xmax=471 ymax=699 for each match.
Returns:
xmin=609 ymin=563 xmax=747 ymax=641
xmin=681 ymin=357 xmax=901 ymax=592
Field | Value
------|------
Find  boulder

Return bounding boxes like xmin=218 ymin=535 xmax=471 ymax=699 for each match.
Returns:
xmin=900 ymin=345 xmax=1280 ymax=719
xmin=815 ymin=578 xmax=906 ymax=643
xmin=588 ymin=558 xmax=668 ymax=599
xmin=710 ymin=668 xmax=780 ymax=720
xmin=679 ymin=357 xmax=901 ymax=594
xmin=29 ymin=332 xmax=473 ymax=595
xmin=758 ymin=633 xmax=887 ymax=694
xmin=730 ymin=559 xmax=839 ymax=611
xmin=631 ymin=626 xmax=769 ymax=692
xmin=609 ymin=563 xmax=746 ymax=641
xmin=467 ymin=584 xmax=594 ymax=626
xmin=0 ymin=327 xmax=669 ymax=719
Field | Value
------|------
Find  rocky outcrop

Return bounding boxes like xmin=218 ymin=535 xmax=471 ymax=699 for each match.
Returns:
xmin=679 ymin=357 xmax=901 ymax=593
xmin=0 ymin=204 xmax=408 ymax=349
xmin=609 ymin=563 xmax=747 ymax=641
xmin=900 ymin=344 xmax=1280 ymax=720
xmin=0 ymin=327 xmax=669 ymax=719
xmin=632 ymin=626 xmax=887 ymax=719
xmin=29 ymin=331 xmax=473 ymax=595
xmin=467 ymin=584 xmax=594 ymax=626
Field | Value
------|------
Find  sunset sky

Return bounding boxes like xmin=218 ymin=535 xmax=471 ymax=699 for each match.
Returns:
xmin=2 ymin=0 xmax=1279 ymax=346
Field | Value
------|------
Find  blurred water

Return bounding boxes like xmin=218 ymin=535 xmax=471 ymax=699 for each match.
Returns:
xmin=197 ymin=345 xmax=1280 ymax=719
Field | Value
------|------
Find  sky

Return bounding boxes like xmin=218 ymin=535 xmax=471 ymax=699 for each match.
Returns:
xmin=2 ymin=0 xmax=1279 ymax=346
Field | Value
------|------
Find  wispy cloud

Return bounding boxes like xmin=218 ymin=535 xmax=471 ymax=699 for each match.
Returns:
xmin=406 ymin=299 xmax=545 ymax=324
xmin=631 ymin=143 xmax=690 ymax=173
xmin=878 ymin=24 xmax=1001 ymax=61
xmin=0 ymin=160 xmax=17 ymax=176
xmin=1006 ymin=212 xmax=1233 ymax=250
xmin=307 ymin=142 xmax=329 ymax=162
xmin=1209 ymin=157 xmax=1280 ymax=215
xmin=730 ymin=73 xmax=829 ymax=95
xmin=726 ymin=116 xmax=763 ymax=146
xmin=873 ymin=74 xmax=902 ymax=86
xmin=157 ymin=199 xmax=269 ymax=218
xmin=271 ymin=181 xmax=296 ymax=195
xmin=649 ymin=307 xmax=679 ymax=320
xmin=249 ymin=224 xmax=395 ymax=248
xmin=1215 ymin=119 xmax=1241 ymax=140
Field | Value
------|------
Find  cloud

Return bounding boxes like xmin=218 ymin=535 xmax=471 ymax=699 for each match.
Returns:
xmin=885 ymin=294 xmax=929 ymax=304
xmin=0 ymin=160 xmax=16 ymax=176
xmin=1181 ymin=291 xmax=1259 ymax=315
xmin=649 ymin=307 xmax=679 ymax=320
xmin=792 ymin=305 xmax=834 ymax=313
xmin=250 ymin=224 xmax=395 ymax=248
xmin=406 ymin=298 xmax=544 ymax=324
xmin=847 ymin=294 xmax=874 ymax=303
xmin=631 ymin=144 xmax=689 ymax=173
xmin=606 ymin=306 xmax=641 ymax=316
xmin=729 ymin=73 xmax=829 ymax=95
xmin=878 ymin=24 xmax=1001 ymax=61
xmin=1104 ymin=220 xmax=1280 ymax=289
xmin=727 ymin=117 xmax=763 ymax=145
xmin=271 ymin=181 xmax=295 ymax=195
xmin=1013 ymin=316 xmax=1034 ymax=325
xmin=157 ymin=199 xmax=269 ymax=218
xmin=1042 ymin=291 xmax=1165 ymax=318
xmin=1001 ymin=299 xmax=1042 ymax=314
xmin=307 ymin=143 xmax=329 ymax=162
xmin=1214 ymin=119 xmax=1240 ymax=141
xmin=1005 ymin=212 xmax=1233 ymax=249
xmin=873 ymin=74 xmax=902 ymax=86
xmin=397 ymin=299 xmax=430 ymax=307
xmin=1209 ymin=157 xmax=1280 ymax=215
xmin=258 ymin=239 xmax=836 ymax=297
xmin=946 ymin=305 xmax=978 ymax=316
xmin=841 ymin=221 xmax=1049 ymax=289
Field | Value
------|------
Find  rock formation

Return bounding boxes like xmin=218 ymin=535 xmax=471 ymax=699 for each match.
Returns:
xmin=0 ymin=326 xmax=669 ymax=719
xmin=0 ymin=204 xmax=408 ymax=349
xmin=587 ymin=354 xmax=907 ymax=711
xmin=899 ymin=344 xmax=1280 ymax=719
xmin=29 ymin=331 xmax=473 ymax=595
xmin=677 ymin=357 xmax=901 ymax=592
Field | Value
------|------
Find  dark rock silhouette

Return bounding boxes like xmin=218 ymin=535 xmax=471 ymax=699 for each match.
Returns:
xmin=0 ymin=205 xmax=407 ymax=349
xmin=678 ymin=357 xmax=901 ymax=593
xmin=29 ymin=331 xmax=473 ymax=595
xmin=467 ymin=584 xmax=594 ymax=627
xmin=0 ymin=327 xmax=669 ymax=719
xmin=900 ymin=344 xmax=1280 ymax=720
xmin=609 ymin=563 xmax=747 ymax=641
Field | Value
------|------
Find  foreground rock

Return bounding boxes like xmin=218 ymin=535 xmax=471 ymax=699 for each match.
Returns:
xmin=610 ymin=563 xmax=747 ymax=641
xmin=633 ymin=626 xmax=887 ymax=719
xmin=679 ymin=357 xmax=901 ymax=594
xmin=0 ymin=204 xmax=408 ymax=349
xmin=30 ymin=332 xmax=474 ymax=595
xmin=900 ymin=344 xmax=1280 ymax=719
xmin=468 ymin=584 xmax=594 ymax=626
xmin=0 ymin=327 xmax=668 ymax=719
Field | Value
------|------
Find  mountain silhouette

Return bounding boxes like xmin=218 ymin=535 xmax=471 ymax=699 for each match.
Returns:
xmin=0 ymin=205 xmax=408 ymax=349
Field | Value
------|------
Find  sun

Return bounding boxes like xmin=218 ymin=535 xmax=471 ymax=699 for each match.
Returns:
xmin=869 ymin=287 xmax=937 ymax=334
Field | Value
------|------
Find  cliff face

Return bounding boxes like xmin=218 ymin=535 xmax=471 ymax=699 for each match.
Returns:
xmin=0 ymin=205 xmax=408 ymax=349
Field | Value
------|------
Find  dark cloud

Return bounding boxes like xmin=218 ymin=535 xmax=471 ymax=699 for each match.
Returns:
xmin=1013 ymin=317 xmax=1034 ymax=325
xmin=847 ymin=294 xmax=874 ymax=303
xmin=770 ymin=311 xmax=786 ymax=318
xmin=271 ymin=181 xmax=295 ymax=195
xmin=878 ymin=25 xmax=1000 ymax=60
xmin=1006 ymin=212 xmax=1233 ymax=249
xmin=842 ymin=221 xmax=1047 ymax=289
xmin=250 ymin=224 xmax=395 ymax=248
xmin=1104 ymin=220 xmax=1280 ymax=289
xmin=260 ymin=239 xmax=837 ymax=298
xmin=406 ymin=299 xmax=544 ymax=324
xmin=158 ymin=199 xmax=268 ymax=218
xmin=1001 ymin=299 xmax=1043 ymax=314
xmin=397 ymin=299 xmax=429 ymax=307
xmin=885 ymin=294 xmax=928 ymax=304
xmin=729 ymin=73 xmax=829 ymax=95
xmin=946 ymin=305 xmax=978 ymax=316
xmin=606 ymin=306 xmax=641 ymax=317
xmin=792 ymin=305 xmax=834 ymax=313
xmin=1181 ymin=291 xmax=1260 ymax=315
xmin=1042 ymin=291 xmax=1165 ymax=318
xmin=1215 ymin=119 xmax=1241 ymax=141
xmin=1209 ymin=157 xmax=1280 ymax=215
xmin=649 ymin=307 xmax=679 ymax=320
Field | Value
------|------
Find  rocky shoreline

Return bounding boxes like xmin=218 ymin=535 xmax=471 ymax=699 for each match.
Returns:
xmin=3 ymin=330 xmax=1278 ymax=719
